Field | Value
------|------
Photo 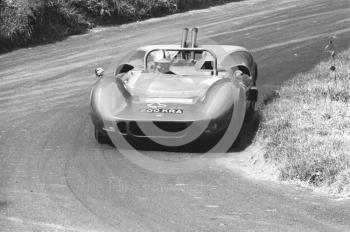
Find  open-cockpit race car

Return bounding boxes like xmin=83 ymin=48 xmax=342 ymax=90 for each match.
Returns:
xmin=90 ymin=28 xmax=258 ymax=146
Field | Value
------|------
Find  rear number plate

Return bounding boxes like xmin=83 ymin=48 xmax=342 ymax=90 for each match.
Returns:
xmin=140 ymin=109 xmax=183 ymax=114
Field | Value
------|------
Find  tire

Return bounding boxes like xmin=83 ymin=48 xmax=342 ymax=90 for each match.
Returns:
xmin=94 ymin=127 xmax=110 ymax=144
xmin=245 ymin=86 xmax=258 ymax=122
xmin=244 ymin=101 xmax=255 ymax=122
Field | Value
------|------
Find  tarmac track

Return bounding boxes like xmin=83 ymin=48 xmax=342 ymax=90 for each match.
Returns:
xmin=0 ymin=0 xmax=350 ymax=231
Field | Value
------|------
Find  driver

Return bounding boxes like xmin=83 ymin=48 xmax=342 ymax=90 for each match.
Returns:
xmin=154 ymin=58 xmax=173 ymax=74
xmin=153 ymin=50 xmax=174 ymax=74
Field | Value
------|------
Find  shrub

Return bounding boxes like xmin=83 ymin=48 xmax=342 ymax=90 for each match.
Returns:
xmin=0 ymin=0 xmax=88 ymax=52
xmin=0 ymin=0 xmax=35 ymax=48
xmin=0 ymin=0 xmax=239 ymax=52
xmin=32 ymin=0 xmax=88 ymax=41
xmin=69 ymin=0 xmax=178 ymax=23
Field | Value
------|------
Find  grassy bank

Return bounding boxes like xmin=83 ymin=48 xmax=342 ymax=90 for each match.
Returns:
xmin=256 ymin=47 xmax=350 ymax=196
xmin=0 ymin=0 xmax=240 ymax=53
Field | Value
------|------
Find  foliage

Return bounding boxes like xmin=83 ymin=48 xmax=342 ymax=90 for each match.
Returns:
xmin=0 ymin=0 xmax=87 ymax=51
xmin=0 ymin=0 xmax=238 ymax=52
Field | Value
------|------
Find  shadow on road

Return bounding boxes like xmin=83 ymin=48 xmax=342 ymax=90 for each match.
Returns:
xmin=230 ymin=110 xmax=261 ymax=152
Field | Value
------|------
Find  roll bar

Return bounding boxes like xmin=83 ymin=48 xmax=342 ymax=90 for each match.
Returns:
xmin=144 ymin=48 xmax=218 ymax=75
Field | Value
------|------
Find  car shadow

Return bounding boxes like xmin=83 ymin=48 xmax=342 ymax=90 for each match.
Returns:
xmin=229 ymin=110 xmax=261 ymax=152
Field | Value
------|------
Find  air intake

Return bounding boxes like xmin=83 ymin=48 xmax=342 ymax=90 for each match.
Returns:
xmin=190 ymin=27 xmax=199 ymax=60
xmin=181 ymin=28 xmax=189 ymax=48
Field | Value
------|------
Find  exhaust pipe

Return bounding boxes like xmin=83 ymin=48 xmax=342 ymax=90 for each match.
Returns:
xmin=181 ymin=28 xmax=189 ymax=48
xmin=190 ymin=27 xmax=198 ymax=60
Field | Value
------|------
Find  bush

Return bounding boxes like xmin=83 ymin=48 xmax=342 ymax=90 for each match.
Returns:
xmin=69 ymin=0 xmax=178 ymax=23
xmin=0 ymin=0 xmax=239 ymax=52
xmin=0 ymin=0 xmax=88 ymax=52
xmin=0 ymin=1 xmax=35 ymax=48
xmin=177 ymin=0 xmax=230 ymax=10
xmin=34 ymin=1 xmax=88 ymax=40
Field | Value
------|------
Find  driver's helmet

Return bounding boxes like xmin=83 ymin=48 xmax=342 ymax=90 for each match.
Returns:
xmin=153 ymin=50 xmax=172 ymax=73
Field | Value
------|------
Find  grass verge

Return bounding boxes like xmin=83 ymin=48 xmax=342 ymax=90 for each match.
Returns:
xmin=255 ymin=47 xmax=350 ymax=196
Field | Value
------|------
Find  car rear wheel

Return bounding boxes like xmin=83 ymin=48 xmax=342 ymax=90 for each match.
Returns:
xmin=245 ymin=101 xmax=255 ymax=122
xmin=245 ymin=86 xmax=258 ymax=121
xmin=94 ymin=127 xmax=110 ymax=144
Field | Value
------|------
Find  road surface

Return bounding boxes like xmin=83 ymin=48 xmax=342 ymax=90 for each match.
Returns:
xmin=1 ymin=0 xmax=350 ymax=231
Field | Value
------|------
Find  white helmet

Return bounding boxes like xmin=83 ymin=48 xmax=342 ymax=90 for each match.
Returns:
xmin=153 ymin=50 xmax=172 ymax=73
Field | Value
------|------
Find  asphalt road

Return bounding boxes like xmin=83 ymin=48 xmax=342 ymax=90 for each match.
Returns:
xmin=1 ymin=0 xmax=350 ymax=231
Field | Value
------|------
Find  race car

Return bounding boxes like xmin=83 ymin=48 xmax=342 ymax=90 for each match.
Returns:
xmin=90 ymin=28 xmax=258 ymax=146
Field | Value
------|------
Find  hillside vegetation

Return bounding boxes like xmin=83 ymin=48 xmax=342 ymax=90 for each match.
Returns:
xmin=0 ymin=0 xmax=239 ymax=52
xmin=256 ymin=47 xmax=350 ymax=196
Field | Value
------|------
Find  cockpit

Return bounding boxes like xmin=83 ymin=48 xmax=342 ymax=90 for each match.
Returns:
xmin=123 ymin=47 xmax=221 ymax=78
xmin=114 ymin=27 xmax=254 ymax=88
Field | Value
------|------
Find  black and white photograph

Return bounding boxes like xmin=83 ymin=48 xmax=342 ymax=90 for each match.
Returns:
xmin=0 ymin=0 xmax=350 ymax=231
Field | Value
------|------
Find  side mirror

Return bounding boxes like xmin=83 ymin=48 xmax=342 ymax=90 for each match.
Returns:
xmin=95 ymin=67 xmax=104 ymax=78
